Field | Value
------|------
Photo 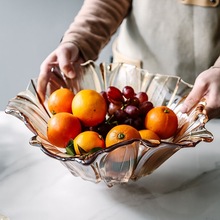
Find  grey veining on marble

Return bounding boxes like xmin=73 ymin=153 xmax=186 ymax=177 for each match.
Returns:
xmin=0 ymin=111 xmax=220 ymax=220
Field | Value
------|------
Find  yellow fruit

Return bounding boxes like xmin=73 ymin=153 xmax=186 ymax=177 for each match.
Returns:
xmin=145 ymin=106 xmax=178 ymax=139
xmin=72 ymin=89 xmax=107 ymax=127
xmin=74 ymin=131 xmax=105 ymax=155
xmin=139 ymin=129 xmax=161 ymax=141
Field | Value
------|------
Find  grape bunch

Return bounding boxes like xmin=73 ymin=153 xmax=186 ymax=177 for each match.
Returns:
xmin=97 ymin=86 xmax=154 ymax=136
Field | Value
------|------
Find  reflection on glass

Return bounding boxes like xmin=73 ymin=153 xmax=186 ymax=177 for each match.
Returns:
xmin=5 ymin=61 xmax=213 ymax=187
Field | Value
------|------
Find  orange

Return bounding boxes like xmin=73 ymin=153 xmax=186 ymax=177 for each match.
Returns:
xmin=139 ymin=129 xmax=161 ymax=141
xmin=47 ymin=112 xmax=81 ymax=148
xmin=105 ymin=124 xmax=141 ymax=163
xmin=72 ymin=89 xmax=107 ymax=127
xmin=73 ymin=131 xmax=105 ymax=155
xmin=48 ymin=88 xmax=75 ymax=114
xmin=144 ymin=106 xmax=178 ymax=139
xmin=105 ymin=124 xmax=141 ymax=147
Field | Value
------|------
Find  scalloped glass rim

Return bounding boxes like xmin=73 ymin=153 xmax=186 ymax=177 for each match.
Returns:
xmin=5 ymin=61 xmax=214 ymax=187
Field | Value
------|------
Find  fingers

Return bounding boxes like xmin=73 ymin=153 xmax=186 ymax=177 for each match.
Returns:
xmin=181 ymin=67 xmax=220 ymax=119
xmin=58 ymin=53 xmax=76 ymax=78
xmin=181 ymin=74 xmax=220 ymax=119
xmin=181 ymin=79 xmax=207 ymax=113
xmin=57 ymin=43 xmax=79 ymax=78
xmin=37 ymin=43 xmax=80 ymax=102
xmin=37 ymin=61 xmax=54 ymax=102
xmin=203 ymin=85 xmax=220 ymax=119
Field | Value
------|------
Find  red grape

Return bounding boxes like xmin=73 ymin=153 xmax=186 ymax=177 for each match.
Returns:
xmin=96 ymin=123 xmax=115 ymax=138
xmin=100 ymin=91 xmax=109 ymax=106
xmin=107 ymin=86 xmax=124 ymax=104
xmin=125 ymin=97 xmax=140 ymax=107
xmin=124 ymin=117 xmax=134 ymax=126
xmin=124 ymin=105 xmax=140 ymax=118
xmin=139 ymin=101 xmax=154 ymax=115
xmin=135 ymin=92 xmax=148 ymax=104
xmin=133 ymin=117 xmax=144 ymax=130
xmin=114 ymin=109 xmax=128 ymax=122
xmin=98 ymin=86 xmax=153 ymax=134
xmin=123 ymin=117 xmax=143 ymax=130
xmin=122 ymin=86 xmax=135 ymax=99
xmin=108 ymin=102 xmax=122 ymax=115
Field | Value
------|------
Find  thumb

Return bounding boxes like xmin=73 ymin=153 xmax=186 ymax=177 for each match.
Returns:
xmin=181 ymin=82 xmax=206 ymax=113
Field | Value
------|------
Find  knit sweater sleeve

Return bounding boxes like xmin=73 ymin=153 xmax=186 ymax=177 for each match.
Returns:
xmin=61 ymin=0 xmax=131 ymax=61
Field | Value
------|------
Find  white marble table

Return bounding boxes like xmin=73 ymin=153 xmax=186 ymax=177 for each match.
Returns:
xmin=0 ymin=111 xmax=220 ymax=220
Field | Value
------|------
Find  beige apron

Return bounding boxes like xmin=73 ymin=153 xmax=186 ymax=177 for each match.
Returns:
xmin=113 ymin=0 xmax=220 ymax=84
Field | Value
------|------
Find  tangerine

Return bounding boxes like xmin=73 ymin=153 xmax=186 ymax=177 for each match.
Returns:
xmin=72 ymin=89 xmax=107 ymax=127
xmin=48 ymin=88 xmax=75 ymax=114
xmin=47 ymin=112 xmax=81 ymax=148
xmin=105 ymin=124 xmax=141 ymax=163
xmin=139 ymin=129 xmax=161 ymax=141
xmin=144 ymin=106 xmax=178 ymax=139
xmin=105 ymin=124 xmax=141 ymax=147
xmin=73 ymin=131 xmax=105 ymax=155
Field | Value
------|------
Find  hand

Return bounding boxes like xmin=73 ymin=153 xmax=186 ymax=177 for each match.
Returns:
xmin=37 ymin=42 xmax=84 ymax=101
xmin=181 ymin=66 xmax=220 ymax=120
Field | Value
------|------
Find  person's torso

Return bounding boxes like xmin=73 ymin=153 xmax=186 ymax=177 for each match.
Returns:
xmin=116 ymin=0 xmax=220 ymax=83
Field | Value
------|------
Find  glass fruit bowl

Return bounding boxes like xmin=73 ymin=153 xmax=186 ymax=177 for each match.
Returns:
xmin=5 ymin=61 xmax=214 ymax=187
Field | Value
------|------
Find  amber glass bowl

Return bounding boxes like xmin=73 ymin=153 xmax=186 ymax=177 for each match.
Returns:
xmin=5 ymin=61 xmax=214 ymax=187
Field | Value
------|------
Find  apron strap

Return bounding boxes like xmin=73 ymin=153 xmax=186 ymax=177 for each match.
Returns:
xmin=112 ymin=38 xmax=142 ymax=68
xmin=180 ymin=0 xmax=219 ymax=7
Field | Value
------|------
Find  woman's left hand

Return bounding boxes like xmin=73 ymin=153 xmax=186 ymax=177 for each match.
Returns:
xmin=181 ymin=66 xmax=220 ymax=120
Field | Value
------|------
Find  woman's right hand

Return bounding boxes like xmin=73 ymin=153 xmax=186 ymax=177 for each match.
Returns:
xmin=37 ymin=42 xmax=84 ymax=102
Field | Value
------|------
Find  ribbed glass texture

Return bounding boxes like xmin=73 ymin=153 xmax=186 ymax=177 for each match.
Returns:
xmin=5 ymin=61 xmax=213 ymax=187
